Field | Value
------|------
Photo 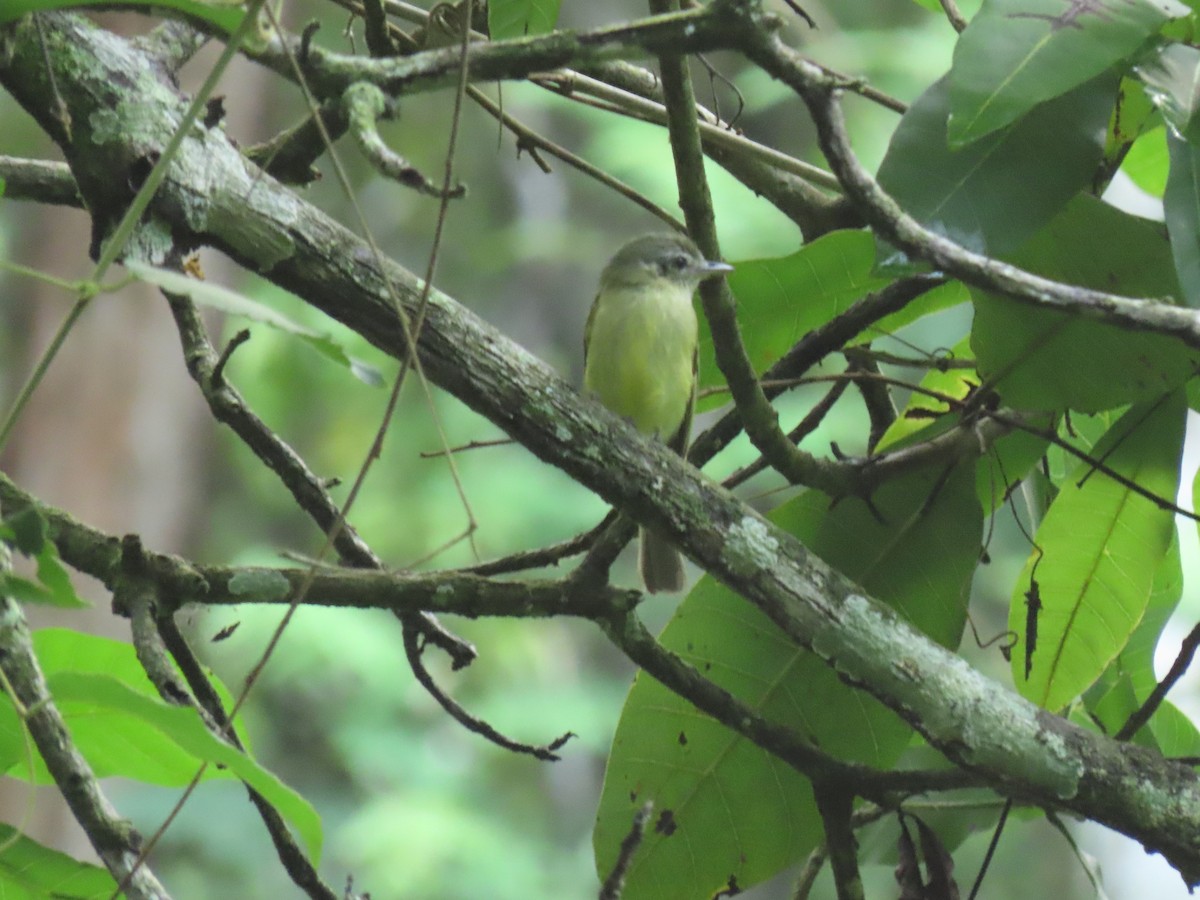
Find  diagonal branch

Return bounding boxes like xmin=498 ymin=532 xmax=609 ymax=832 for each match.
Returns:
xmin=739 ymin=25 xmax=1200 ymax=348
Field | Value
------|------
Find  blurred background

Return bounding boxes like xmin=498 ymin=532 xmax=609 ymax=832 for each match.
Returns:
xmin=1 ymin=0 xmax=1196 ymax=896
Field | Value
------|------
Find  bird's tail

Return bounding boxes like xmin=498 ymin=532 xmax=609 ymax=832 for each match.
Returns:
xmin=639 ymin=527 xmax=685 ymax=593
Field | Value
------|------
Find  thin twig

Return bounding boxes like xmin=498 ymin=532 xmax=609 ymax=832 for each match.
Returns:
xmin=967 ymin=799 xmax=1011 ymax=900
xmin=813 ymin=782 xmax=865 ymax=900
xmin=403 ymin=625 xmax=575 ymax=760
xmin=599 ymin=801 xmax=654 ymax=900
xmin=939 ymin=0 xmax=970 ymax=32
xmin=1117 ymin=622 xmax=1200 ymax=741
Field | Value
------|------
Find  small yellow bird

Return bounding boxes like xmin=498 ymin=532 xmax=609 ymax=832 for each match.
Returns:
xmin=583 ymin=234 xmax=733 ymax=592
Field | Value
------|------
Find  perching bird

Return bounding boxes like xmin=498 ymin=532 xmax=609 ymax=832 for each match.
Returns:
xmin=583 ymin=233 xmax=733 ymax=592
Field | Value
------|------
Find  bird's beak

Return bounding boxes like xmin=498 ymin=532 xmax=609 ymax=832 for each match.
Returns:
xmin=698 ymin=260 xmax=734 ymax=277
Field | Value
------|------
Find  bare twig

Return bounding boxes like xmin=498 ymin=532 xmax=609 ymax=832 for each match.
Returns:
xmin=599 ymin=801 xmax=654 ymax=900
xmin=1117 ymin=622 xmax=1200 ymax=741
xmin=813 ymin=782 xmax=864 ymax=900
xmin=939 ymin=0 xmax=970 ymax=32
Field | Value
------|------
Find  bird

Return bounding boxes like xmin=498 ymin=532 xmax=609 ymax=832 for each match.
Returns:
xmin=583 ymin=233 xmax=733 ymax=592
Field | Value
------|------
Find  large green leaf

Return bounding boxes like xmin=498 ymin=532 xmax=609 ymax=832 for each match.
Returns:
xmin=1118 ymin=531 xmax=1184 ymax=699
xmin=1165 ymin=131 xmax=1200 ymax=307
xmin=0 ymin=630 xmax=222 ymax=783
xmin=877 ymin=74 xmax=1116 ymax=257
xmin=0 ymin=630 xmax=322 ymax=858
xmin=1149 ymin=700 xmax=1200 ymax=757
xmin=49 ymin=672 xmax=323 ymax=860
xmin=704 ymin=233 xmax=962 ymax=409
xmin=873 ymin=336 xmax=1053 ymax=512
xmin=948 ymin=0 xmax=1184 ymax=145
xmin=1009 ymin=392 xmax=1185 ymax=711
xmin=972 ymin=194 xmax=1199 ymax=411
xmin=1083 ymin=534 xmax=1200 ymax=754
xmin=1123 ymin=125 xmax=1169 ymax=196
xmin=874 ymin=336 xmax=978 ymax=453
xmin=1106 ymin=77 xmax=1160 ymax=164
xmin=702 ymin=232 xmax=888 ymax=400
xmin=593 ymin=466 xmax=982 ymax=898
xmin=0 ymin=825 xmax=117 ymax=900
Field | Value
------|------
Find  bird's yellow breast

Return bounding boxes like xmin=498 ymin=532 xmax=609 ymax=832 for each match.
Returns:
xmin=583 ymin=280 xmax=698 ymax=442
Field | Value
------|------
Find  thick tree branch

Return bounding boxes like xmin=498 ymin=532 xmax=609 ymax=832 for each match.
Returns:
xmin=0 ymin=467 xmax=978 ymax=803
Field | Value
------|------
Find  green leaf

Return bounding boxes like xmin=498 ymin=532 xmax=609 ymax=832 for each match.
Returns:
xmin=702 ymin=232 xmax=887 ymax=401
xmin=125 ymin=262 xmax=384 ymax=387
xmin=0 ymin=0 xmax=247 ymax=36
xmin=0 ymin=630 xmax=242 ymax=781
xmin=1084 ymin=534 xmax=1183 ymax=749
xmin=948 ymin=0 xmax=1184 ymax=145
xmin=873 ymin=336 xmax=1053 ymax=511
xmin=972 ymin=193 xmax=1198 ymax=411
xmin=1105 ymin=77 xmax=1160 ymax=168
xmin=704 ymin=233 xmax=964 ymax=409
xmin=1122 ymin=530 xmax=1183 ymax=697
xmin=1009 ymin=392 xmax=1185 ymax=711
xmin=877 ymin=73 xmax=1117 ymax=257
xmin=5 ymin=630 xmax=321 ymax=857
xmin=1148 ymin=699 xmax=1200 ymax=757
xmin=873 ymin=336 xmax=977 ymax=453
xmin=1165 ymin=131 xmax=1200 ymax=307
xmin=0 ymin=573 xmax=64 ymax=606
xmin=34 ymin=628 xmax=253 ymax=750
xmin=1135 ymin=41 xmax=1200 ymax=143
xmin=488 ymin=0 xmax=561 ymax=39
xmin=0 ymin=509 xmax=87 ymax=608
xmin=1086 ymin=669 xmax=1156 ymax=746
xmin=0 ymin=825 xmax=117 ymax=899
xmin=594 ymin=466 xmax=982 ymax=897
xmin=1123 ymin=125 xmax=1169 ymax=196
xmin=50 ymin=671 xmax=323 ymax=860
xmin=0 ymin=507 xmax=45 ymax=556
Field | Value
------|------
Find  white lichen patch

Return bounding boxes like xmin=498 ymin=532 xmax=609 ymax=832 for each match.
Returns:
xmin=724 ymin=514 xmax=780 ymax=575
xmin=836 ymin=591 xmax=1086 ymax=800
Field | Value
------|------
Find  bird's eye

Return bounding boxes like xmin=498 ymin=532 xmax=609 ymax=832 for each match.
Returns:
xmin=665 ymin=254 xmax=690 ymax=273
